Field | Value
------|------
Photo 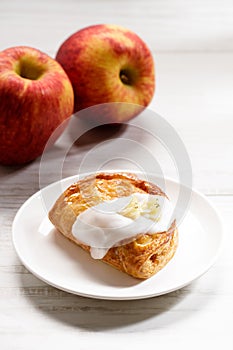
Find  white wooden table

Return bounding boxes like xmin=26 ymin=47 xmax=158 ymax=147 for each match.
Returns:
xmin=1 ymin=1 xmax=233 ymax=349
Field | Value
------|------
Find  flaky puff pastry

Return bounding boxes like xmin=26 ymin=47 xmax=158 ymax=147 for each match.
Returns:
xmin=49 ymin=172 xmax=178 ymax=279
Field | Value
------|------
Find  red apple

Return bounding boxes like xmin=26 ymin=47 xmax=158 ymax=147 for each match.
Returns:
xmin=0 ymin=46 xmax=74 ymax=165
xmin=56 ymin=24 xmax=155 ymax=122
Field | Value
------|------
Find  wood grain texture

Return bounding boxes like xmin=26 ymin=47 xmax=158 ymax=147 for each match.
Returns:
xmin=0 ymin=1 xmax=233 ymax=349
xmin=1 ymin=0 xmax=233 ymax=53
xmin=0 ymin=197 xmax=232 ymax=348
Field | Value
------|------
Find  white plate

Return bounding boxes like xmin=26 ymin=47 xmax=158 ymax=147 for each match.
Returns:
xmin=12 ymin=172 xmax=223 ymax=300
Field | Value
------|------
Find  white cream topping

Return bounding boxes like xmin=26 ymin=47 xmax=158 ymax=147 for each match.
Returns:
xmin=72 ymin=193 xmax=174 ymax=259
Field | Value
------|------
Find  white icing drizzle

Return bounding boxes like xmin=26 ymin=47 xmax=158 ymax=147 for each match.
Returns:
xmin=72 ymin=193 xmax=174 ymax=259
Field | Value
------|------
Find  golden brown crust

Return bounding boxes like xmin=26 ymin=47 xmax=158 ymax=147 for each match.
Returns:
xmin=49 ymin=172 xmax=178 ymax=279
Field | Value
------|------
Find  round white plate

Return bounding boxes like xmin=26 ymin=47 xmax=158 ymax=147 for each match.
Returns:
xmin=12 ymin=172 xmax=223 ymax=300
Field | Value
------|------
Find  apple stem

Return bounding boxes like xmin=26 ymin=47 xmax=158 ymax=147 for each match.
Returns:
xmin=120 ymin=70 xmax=131 ymax=85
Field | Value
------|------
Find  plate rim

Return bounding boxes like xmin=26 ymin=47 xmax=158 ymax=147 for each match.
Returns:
xmin=12 ymin=170 xmax=224 ymax=300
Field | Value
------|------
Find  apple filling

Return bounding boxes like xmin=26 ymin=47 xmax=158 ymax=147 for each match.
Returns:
xmin=15 ymin=58 xmax=46 ymax=80
xmin=118 ymin=194 xmax=161 ymax=221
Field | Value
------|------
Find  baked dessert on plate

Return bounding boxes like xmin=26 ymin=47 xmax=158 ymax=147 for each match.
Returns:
xmin=49 ymin=172 xmax=178 ymax=279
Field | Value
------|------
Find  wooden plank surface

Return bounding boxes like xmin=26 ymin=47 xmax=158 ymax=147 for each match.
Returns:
xmin=1 ymin=0 xmax=233 ymax=53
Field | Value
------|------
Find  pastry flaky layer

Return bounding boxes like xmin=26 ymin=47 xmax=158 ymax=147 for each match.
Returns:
xmin=49 ymin=172 xmax=178 ymax=279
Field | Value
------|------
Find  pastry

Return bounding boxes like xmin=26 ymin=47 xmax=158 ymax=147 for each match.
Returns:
xmin=49 ymin=172 xmax=178 ymax=279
